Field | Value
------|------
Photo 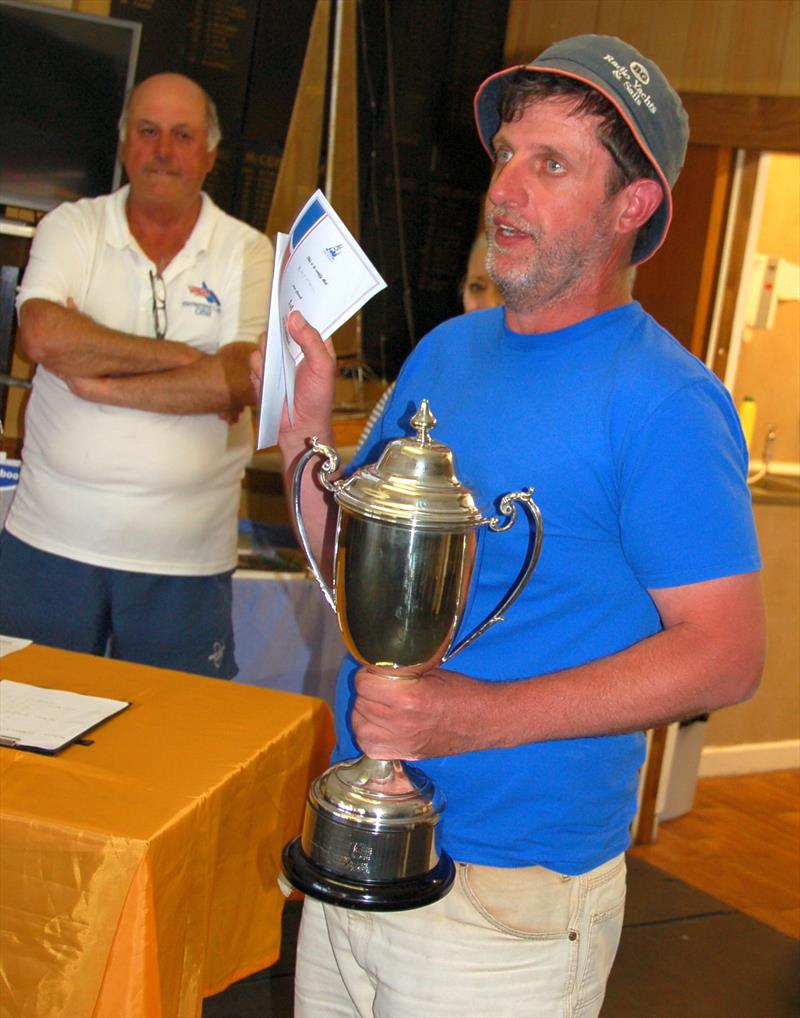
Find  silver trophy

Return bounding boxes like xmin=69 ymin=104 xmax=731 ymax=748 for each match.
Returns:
xmin=282 ymin=400 xmax=543 ymax=910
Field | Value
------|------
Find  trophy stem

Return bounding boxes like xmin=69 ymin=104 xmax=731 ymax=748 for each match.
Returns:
xmin=336 ymin=755 xmax=420 ymax=795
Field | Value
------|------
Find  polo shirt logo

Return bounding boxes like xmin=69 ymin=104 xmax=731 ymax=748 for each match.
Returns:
xmin=182 ymin=281 xmax=222 ymax=317
xmin=188 ymin=282 xmax=220 ymax=305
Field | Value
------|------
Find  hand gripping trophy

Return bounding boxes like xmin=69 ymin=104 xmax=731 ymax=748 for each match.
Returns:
xmin=282 ymin=400 xmax=543 ymax=910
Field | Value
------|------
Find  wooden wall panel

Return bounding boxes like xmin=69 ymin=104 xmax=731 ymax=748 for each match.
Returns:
xmin=505 ymin=0 xmax=800 ymax=97
xmin=600 ymin=1 xmax=694 ymax=83
xmin=682 ymin=94 xmax=800 ymax=151
xmin=595 ymin=0 xmax=686 ymax=56
xmin=633 ymin=145 xmax=734 ymax=358
xmin=505 ymin=0 xmax=600 ymax=62
xmin=784 ymin=1 xmax=800 ymax=94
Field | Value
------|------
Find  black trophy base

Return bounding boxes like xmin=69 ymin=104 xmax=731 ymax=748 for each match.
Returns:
xmin=282 ymin=837 xmax=456 ymax=912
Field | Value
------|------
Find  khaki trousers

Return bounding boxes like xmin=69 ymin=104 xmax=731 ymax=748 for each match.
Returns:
xmin=294 ymin=852 xmax=626 ymax=1018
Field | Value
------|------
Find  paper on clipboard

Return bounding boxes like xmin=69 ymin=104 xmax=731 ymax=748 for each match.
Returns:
xmin=0 ymin=679 xmax=130 ymax=754
xmin=256 ymin=189 xmax=386 ymax=449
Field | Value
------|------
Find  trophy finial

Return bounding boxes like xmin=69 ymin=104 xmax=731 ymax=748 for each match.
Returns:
xmin=410 ymin=399 xmax=436 ymax=445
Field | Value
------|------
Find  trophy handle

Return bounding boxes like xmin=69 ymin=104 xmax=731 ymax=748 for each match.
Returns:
xmin=292 ymin=437 xmax=340 ymax=613
xmin=443 ymin=489 xmax=543 ymax=662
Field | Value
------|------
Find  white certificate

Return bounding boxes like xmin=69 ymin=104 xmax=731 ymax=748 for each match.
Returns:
xmin=256 ymin=189 xmax=386 ymax=449
xmin=0 ymin=679 xmax=130 ymax=754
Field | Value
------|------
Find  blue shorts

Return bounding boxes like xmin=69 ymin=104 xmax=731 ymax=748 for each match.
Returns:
xmin=0 ymin=531 xmax=237 ymax=679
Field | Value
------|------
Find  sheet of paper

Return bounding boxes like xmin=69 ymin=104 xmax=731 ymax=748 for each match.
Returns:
xmin=256 ymin=232 xmax=289 ymax=451
xmin=0 ymin=679 xmax=129 ymax=753
xmin=257 ymin=189 xmax=386 ymax=449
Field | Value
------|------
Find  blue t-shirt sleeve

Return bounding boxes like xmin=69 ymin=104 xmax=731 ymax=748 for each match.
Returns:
xmin=618 ymin=379 xmax=761 ymax=588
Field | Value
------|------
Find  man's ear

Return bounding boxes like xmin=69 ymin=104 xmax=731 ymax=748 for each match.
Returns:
xmin=617 ymin=178 xmax=663 ymax=237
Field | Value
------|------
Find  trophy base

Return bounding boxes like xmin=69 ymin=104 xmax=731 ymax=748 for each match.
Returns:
xmin=282 ymin=836 xmax=456 ymax=912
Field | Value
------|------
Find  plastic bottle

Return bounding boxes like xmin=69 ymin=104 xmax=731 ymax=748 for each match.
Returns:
xmin=738 ymin=396 xmax=757 ymax=453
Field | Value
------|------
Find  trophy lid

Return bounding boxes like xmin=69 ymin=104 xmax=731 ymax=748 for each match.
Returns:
xmin=335 ymin=400 xmax=485 ymax=528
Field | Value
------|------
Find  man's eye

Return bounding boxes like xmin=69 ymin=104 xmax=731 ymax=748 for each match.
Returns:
xmin=546 ymin=158 xmax=565 ymax=173
xmin=494 ymin=148 xmax=512 ymax=164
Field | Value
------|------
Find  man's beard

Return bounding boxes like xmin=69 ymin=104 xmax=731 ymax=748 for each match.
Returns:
xmin=484 ymin=210 xmax=610 ymax=315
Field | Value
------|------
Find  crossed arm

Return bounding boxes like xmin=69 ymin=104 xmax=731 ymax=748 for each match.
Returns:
xmin=19 ymin=298 xmax=257 ymax=415
xmin=268 ymin=313 xmax=766 ymax=763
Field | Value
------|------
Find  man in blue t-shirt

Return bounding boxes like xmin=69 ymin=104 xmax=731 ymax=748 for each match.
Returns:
xmin=261 ymin=34 xmax=765 ymax=1018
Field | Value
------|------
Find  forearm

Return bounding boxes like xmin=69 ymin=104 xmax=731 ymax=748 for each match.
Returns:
xmin=352 ymin=573 xmax=766 ymax=760
xmin=67 ymin=342 xmax=258 ymax=414
xmin=19 ymin=299 xmax=201 ymax=377
xmin=463 ymin=617 xmax=758 ymax=748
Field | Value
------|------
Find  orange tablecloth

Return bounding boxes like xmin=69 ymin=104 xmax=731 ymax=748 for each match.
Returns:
xmin=0 ymin=644 xmax=334 ymax=1018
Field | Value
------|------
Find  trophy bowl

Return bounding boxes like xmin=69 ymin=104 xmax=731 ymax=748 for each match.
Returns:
xmin=282 ymin=400 xmax=542 ymax=910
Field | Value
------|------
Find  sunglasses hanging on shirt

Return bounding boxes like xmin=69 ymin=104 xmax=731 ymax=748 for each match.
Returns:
xmin=149 ymin=270 xmax=167 ymax=340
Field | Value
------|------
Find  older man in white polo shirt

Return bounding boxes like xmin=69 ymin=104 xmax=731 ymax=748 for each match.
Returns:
xmin=0 ymin=73 xmax=273 ymax=678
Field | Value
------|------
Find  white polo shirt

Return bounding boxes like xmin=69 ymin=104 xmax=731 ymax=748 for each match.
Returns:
xmin=8 ymin=186 xmax=274 ymax=575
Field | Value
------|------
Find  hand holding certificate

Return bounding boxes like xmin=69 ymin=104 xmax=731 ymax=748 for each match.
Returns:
xmin=257 ymin=190 xmax=387 ymax=449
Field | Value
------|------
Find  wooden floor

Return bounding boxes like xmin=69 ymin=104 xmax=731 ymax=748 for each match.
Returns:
xmin=631 ymin=768 xmax=800 ymax=938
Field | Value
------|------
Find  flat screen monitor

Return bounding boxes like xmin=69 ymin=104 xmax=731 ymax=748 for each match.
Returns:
xmin=0 ymin=0 xmax=140 ymax=214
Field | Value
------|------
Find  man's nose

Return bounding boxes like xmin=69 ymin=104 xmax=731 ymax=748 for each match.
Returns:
xmin=154 ymin=132 xmax=174 ymax=160
xmin=488 ymin=160 xmax=525 ymax=210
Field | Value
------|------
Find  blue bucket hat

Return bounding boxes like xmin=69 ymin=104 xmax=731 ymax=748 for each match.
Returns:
xmin=474 ymin=35 xmax=690 ymax=264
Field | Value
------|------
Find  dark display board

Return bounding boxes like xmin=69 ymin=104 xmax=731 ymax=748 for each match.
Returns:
xmin=108 ymin=0 xmax=508 ymax=380
xmin=109 ymin=0 xmax=186 ymax=76
xmin=232 ymin=0 xmax=316 ymax=227
xmin=112 ymin=0 xmax=256 ymax=212
xmin=110 ymin=0 xmax=315 ymax=221
xmin=355 ymin=0 xmax=508 ymax=378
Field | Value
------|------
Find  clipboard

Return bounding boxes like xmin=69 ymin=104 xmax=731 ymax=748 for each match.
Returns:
xmin=0 ymin=679 xmax=130 ymax=755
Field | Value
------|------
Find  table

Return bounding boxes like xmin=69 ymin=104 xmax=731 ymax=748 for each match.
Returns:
xmin=232 ymin=570 xmax=345 ymax=707
xmin=0 ymin=644 xmax=334 ymax=1018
